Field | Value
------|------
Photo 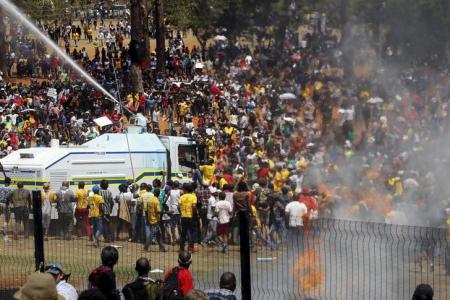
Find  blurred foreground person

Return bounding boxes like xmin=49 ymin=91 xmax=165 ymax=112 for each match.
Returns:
xmin=206 ymin=272 xmax=237 ymax=300
xmin=45 ymin=263 xmax=78 ymax=300
xmin=122 ymin=257 xmax=161 ymax=300
xmin=412 ymin=283 xmax=433 ymax=300
xmin=14 ymin=273 xmax=63 ymax=300
xmin=162 ymin=251 xmax=194 ymax=299
xmin=88 ymin=246 xmax=120 ymax=300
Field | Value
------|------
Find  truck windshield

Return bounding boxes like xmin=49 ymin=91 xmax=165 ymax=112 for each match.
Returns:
xmin=178 ymin=145 xmax=197 ymax=169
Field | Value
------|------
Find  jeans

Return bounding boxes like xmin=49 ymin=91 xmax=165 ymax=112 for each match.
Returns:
xmin=91 ymin=217 xmax=103 ymax=242
xmin=203 ymin=219 xmax=217 ymax=243
xmin=180 ymin=218 xmax=196 ymax=250
xmin=102 ymin=215 xmax=112 ymax=242
xmin=144 ymin=222 xmax=164 ymax=250
xmin=59 ymin=212 xmax=73 ymax=240
xmin=14 ymin=206 xmax=29 ymax=238
xmin=269 ymin=221 xmax=286 ymax=244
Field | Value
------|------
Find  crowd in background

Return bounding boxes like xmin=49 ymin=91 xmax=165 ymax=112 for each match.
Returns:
xmin=0 ymin=9 xmax=450 ymax=274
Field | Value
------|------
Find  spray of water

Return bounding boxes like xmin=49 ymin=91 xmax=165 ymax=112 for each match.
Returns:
xmin=0 ymin=0 xmax=119 ymax=104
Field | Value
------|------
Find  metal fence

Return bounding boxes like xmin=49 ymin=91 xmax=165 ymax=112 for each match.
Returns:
xmin=1 ymin=215 xmax=450 ymax=300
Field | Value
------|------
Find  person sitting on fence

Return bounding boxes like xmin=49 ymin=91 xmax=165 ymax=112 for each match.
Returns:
xmin=45 ymin=263 xmax=78 ymax=300
xmin=14 ymin=272 xmax=64 ymax=300
xmin=88 ymin=246 xmax=120 ymax=300
xmin=411 ymin=283 xmax=434 ymax=300
xmin=122 ymin=257 xmax=161 ymax=300
xmin=162 ymin=250 xmax=194 ymax=299
xmin=206 ymin=272 xmax=238 ymax=300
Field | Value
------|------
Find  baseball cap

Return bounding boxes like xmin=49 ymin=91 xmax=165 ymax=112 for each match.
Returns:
xmin=44 ymin=263 xmax=64 ymax=276
xmin=92 ymin=186 xmax=100 ymax=193
xmin=14 ymin=273 xmax=64 ymax=300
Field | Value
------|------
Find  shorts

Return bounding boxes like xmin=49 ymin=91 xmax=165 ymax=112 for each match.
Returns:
xmin=217 ymin=223 xmax=230 ymax=236
xmin=170 ymin=214 xmax=181 ymax=228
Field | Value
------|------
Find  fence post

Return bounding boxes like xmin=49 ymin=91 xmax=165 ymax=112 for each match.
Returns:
xmin=32 ymin=191 xmax=44 ymax=272
xmin=239 ymin=210 xmax=251 ymax=300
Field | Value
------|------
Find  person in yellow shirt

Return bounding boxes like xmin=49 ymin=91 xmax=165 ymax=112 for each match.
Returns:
xmin=144 ymin=188 xmax=166 ymax=252
xmin=273 ymin=167 xmax=284 ymax=193
xmin=199 ymin=159 xmax=216 ymax=186
xmin=179 ymin=183 xmax=197 ymax=252
xmin=88 ymin=186 xmax=104 ymax=247
xmin=75 ymin=182 xmax=92 ymax=238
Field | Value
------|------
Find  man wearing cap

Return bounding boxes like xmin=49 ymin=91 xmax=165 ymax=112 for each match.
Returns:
xmin=45 ymin=263 xmax=78 ymax=300
xmin=14 ymin=273 xmax=64 ymax=300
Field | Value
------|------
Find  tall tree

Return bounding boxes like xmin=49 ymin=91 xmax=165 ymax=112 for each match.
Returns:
xmin=154 ymin=0 xmax=165 ymax=77
xmin=129 ymin=0 xmax=149 ymax=93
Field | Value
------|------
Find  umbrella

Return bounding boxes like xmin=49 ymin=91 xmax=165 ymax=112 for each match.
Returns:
xmin=279 ymin=93 xmax=296 ymax=100
xmin=367 ymin=97 xmax=384 ymax=104
xmin=94 ymin=116 xmax=113 ymax=127
xmin=214 ymin=35 xmax=227 ymax=42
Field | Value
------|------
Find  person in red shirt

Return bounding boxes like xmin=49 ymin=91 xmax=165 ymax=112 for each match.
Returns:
xmin=164 ymin=251 xmax=194 ymax=297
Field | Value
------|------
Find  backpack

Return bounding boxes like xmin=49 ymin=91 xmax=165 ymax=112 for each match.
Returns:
xmin=88 ymin=265 xmax=111 ymax=289
xmin=257 ymin=188 xmax=269 ymax=207
xmin=123 ymin=279 xmax=161 ymax=300
xmin=162 ymin=267 xmax=183 ymax=300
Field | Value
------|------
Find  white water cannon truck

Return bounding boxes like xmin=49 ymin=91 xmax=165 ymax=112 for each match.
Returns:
xmin=0 ymin=133 xmax=204 ymax=193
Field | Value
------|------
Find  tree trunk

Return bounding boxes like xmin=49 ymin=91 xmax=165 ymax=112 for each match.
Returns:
xmin=154 ymin=0 xmax=165 ymax=77
xmin=0 ymin=8 xmax=7 ymax=75
xmin=130 ymin=0 xmax=148 ymax=93
xmin=275 ymin=0 xmax=290 ymax=52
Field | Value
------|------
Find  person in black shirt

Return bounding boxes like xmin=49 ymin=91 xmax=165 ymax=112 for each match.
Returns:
xmin=122 ymin=257 xmax=161 ymax=300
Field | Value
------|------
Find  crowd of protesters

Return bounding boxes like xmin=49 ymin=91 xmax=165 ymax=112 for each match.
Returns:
xmin=0 ymin=9 xmax=450 ymax=274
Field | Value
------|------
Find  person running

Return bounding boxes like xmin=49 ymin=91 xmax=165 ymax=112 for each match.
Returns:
xmin=122 ymin=257 xmax=161 ymax=300
xmin=75 ymin=182 xmax=92 ymax=238
xmin=144 ymin=188 xmax=166 ymax=252
xmin=9 ymin=181 xmax=32 ymax=240
xmin=179 ymin=183 xmax=197 ymax=253
xmin=215 ymin=191 xmax=232 ymax=254
xmin=88 ymin=186 xmax=104 ymax=247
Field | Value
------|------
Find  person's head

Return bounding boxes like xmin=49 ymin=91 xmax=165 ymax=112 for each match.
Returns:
xmin=14 ymin=273 xmax=63 ymax=300
xmin=78 ymin=181 xmax=85 ymax=189
xmin=184 ymin=289 xmax=208 ymax=300
xmin=183 ymin=183 xmax=194 ymax=193
xmin=100 ymin=246 xmax=119 ymax=268
xmin=118 ymin=183 xmax=128 ymax=193
xmin=412 ymin=284 xmax=434 ymax=300
xmin=178 ymin=250 xmax=192 ymax=268
xmin=5 ymin=176 xmax=11 ymax=186
xmin=78 ymin=288 xmax=107 ymax=300
xmin=92 ymin=186 xmax=100 ymax=194
xmin=17 ymin=181 xmax=24 ymax=189
xmin=219 ymin=272 xmax=236 ymax=292
xmin=152 ymin=178 xmax=162 ymax=188
xmin=45 ymin=263 xmax=68 ymax=284
xmin=236 ymin=181 xmax=249 ymax=192
xmin=61 ymin=181 xmax=69 ymax=188
xmin=140 ymin=182 xmax=147 ymax=191
xmin=135 ymin=257 xmax=151 ymax=277
xmin=43 ymin=182 xmax=50 ymax=191
xmin=100 ymin=179 xmax=108 ymax=190
xmin=153 ymin=188 xmax=160 ymax=198
xmin=218 ymin=191 xmax=226 ymax=201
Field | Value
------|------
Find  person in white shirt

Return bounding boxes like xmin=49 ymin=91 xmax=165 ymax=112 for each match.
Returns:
xmin=202 ymin=187 xmax=219 ymax=245
xmin=215 ymin=192 xmax=233 ymax=254
xmin=45 ymin=263 xmax=78 ymax=300
xmin=167 ymin=180 xmax=182 ymax=243
xmin=285 ymin=201 xmax=308 ymax=228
